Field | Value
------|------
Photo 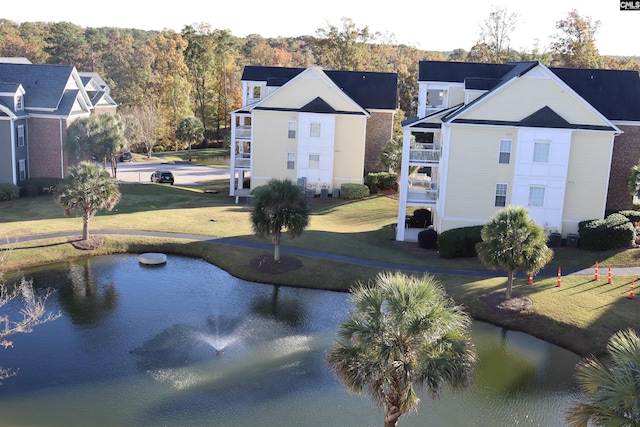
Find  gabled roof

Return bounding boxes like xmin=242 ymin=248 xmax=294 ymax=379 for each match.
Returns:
xmin=419 ymin=60 xmax=640 ymax=122
xmin=241 ymin=65 xmax=398 ymax=111
xmin=0 ymin=63 xmax=77 ymax=110
xmin=300 ymin=97 xmax=337 ymax=113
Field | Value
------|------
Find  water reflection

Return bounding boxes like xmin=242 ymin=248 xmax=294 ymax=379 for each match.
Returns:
xmin=0 ymin=255 xmax=581 ymax=427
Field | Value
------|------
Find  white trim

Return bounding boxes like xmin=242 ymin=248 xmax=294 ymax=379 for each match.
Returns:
xmin=10 ymin=122 xmax=17 ymax=185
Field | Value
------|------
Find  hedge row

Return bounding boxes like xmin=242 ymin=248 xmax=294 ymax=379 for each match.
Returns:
xmin=578 ymin=213 xmax=635 ymax=251
xmin=20 ymin=178 xmax=63 ymax=197
xmin=340 ymin=183 xmax=370 ymax=199
xmin=437 ymin=225 xmax=484 ymax=258
xmin=0 ymin=183 xmax=20 ymax=202
xmin=364 ymin=172 xmax=397 ymax=194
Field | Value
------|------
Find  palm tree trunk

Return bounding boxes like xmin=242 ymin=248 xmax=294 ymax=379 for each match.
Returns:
xmin=384 ymin=406 xmax=401 ymax=427
xmin=82 ymin=215 xmax=90 ymax=241
xmin=506 ymin=270 xmax=514 ymax=299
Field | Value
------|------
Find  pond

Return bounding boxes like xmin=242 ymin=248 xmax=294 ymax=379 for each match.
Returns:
xmin=0 ymin=255 xmax=582 ymax=426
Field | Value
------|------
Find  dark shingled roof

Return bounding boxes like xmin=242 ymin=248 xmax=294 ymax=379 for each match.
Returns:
xmin=419 ymin=60 xmax=640 ymax=122
xmin=519 ymin=106 xmax=571 ymax=128
xmin=242 ymin=66 xmax=398 ymax=111
xmin=0 ymin=63 xmax=75 ymax=110
xmin=300 ymin=97 xmax=337 ymax=113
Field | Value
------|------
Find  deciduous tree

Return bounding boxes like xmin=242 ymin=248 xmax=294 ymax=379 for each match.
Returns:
xmin=551 ymin=9 xmax=603 ymax=68
xmin=176 ymin=116 xmax=204 ymax=161
xmin=327 ymin=271 xmax=476 ymax=427
xmin=475 ymin=7 xmax=520 ymax=63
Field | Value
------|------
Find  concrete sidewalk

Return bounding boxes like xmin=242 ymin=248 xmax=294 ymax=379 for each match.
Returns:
xmin=5 ymin=229 xmax=640 ymax=279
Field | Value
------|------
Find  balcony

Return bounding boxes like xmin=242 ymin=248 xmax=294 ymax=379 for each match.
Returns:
xmin=407 ymin=179 xmax=438 ymax=205
xmin=234 ymin=153 xmax=251 ymax=169
xmin=409 ymin=142 xmax=440 ymax=165
xmin=235 ymin=126 xmax=251 ymax=139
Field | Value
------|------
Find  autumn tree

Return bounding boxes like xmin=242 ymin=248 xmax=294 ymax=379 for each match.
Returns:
xmin=474 ymin=7 xmax=520 ymax=63
xmin=315 ymin=17 xmax=377 ymax=71
xmin=44 ymin=21 xmax=88 ymax=66
xmin=149 ymin=31 xmax=192 ymax=150
xmin=127 ymin=104 xmax=160 ymax=158
xmin=551 ymin=9 xmax=603 ymax=68
xmin=211 ymin=29 xmax=241 ymax=141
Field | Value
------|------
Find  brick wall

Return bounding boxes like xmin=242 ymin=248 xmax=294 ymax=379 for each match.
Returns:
xmin=364 ymin=111 xmax=394 ymax=175
xmin=28 ymin=117 xmax=64 ymax=178
xmin=606 ymin=124 xmax=640 ymax=211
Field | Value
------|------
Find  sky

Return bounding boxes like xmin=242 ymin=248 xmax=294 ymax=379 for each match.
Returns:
xmin=2 ymin=0 xmax=638 ymax=57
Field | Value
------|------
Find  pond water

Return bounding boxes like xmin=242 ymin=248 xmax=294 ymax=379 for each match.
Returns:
xmin=0 ymin=255 xmax=582 ymax=426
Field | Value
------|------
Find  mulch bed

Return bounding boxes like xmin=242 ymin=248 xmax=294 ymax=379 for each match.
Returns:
xmin=250 ymin=255 xmax=303 ymax=274
xmin=480 ymin=292 xmax=533 ymax=313
xmin=69 ymin=236 xmax=105 ymax=250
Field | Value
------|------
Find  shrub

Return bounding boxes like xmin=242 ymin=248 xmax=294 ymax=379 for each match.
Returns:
xmin=578 ymin=213 xmax=635 ymax=251
xmin=0 ymin=183 xmax=20 ymax=201
xmin=437 ymin=225 xmax=484 ymax=258
xmin=340 ymin=183 xmax=370 ymax=199
xmin=20 ymin=178 xmax=63 ymax=197
xmin=618 ymin=210 xmax=640 ymax=225
xmin=364 ymin=172 xmax=397 ymax=194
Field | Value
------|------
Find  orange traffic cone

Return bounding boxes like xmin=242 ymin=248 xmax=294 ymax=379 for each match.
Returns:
xmin=594 ymin=261 xmax=599 ymax=281
xmin=556 ymin=266 xmax=562 ymax=287
xmin=607 ymin=266 xmax=613 ymax=284
xmin=528 ymin=273 xmax=533 ymax=285
xmin=630 ymin=279 xmax=635 ymax=299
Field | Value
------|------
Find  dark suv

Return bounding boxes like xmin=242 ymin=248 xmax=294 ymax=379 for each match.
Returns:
xmin=150 ymin=170 xmax=174 ymax=185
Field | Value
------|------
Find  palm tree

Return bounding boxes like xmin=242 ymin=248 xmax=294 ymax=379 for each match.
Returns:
xmin=566 ymin=328 xmax=640 ymax=426
xmin=55 ymin=161 xmax=121 ymax=241
xmin=251 ymin=179 xmax=309 ymax=262
xmin=628 ymin=160 xmax=640 ymax=200
xmin=327 ymin=271 xmax=477 ymax=427
xmin=476 ymin=206 xmax=553 ymax=299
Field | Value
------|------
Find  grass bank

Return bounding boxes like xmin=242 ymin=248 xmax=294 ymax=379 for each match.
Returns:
xmin=2 ymin=183 xmax=639 ymax=357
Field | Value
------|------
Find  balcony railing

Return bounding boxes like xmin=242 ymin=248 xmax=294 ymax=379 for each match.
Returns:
xmin=234 ymin=154 xmax=250 ymax=168
xmin=235 ymin=126 xmax=251 ymax=139
xmin=409 ymin=143 xmax=440 ymax=164
xmin=407 ymin=179 xmax=438 ymax=204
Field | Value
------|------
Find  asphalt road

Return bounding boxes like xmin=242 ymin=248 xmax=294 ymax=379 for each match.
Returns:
xmin=111 ymin=159 xmax=230 ymax=185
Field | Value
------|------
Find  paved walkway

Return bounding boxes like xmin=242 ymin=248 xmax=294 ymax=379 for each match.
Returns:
xmin=6 ymin=229 xmax=640 ymax=279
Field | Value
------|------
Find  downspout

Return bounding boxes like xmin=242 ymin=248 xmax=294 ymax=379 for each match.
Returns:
xmin=10 ymin=122 xmax=17 ymax=185
xmin=60 ymin=118 xmax=64 ymax=178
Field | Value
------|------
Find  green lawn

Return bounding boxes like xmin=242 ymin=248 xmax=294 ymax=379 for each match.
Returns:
xmin=1 ymin=182 xmax=639 ymax=357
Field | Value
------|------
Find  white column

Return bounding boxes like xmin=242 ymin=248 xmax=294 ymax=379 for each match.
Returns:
xmin=395 ymin=128 xmax=412 ymax=241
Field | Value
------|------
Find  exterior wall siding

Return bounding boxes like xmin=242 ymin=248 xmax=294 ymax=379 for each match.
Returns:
xmin=334 ymin=114 xmax=367 ymax=186
xmin=463 ymin=77 xmax=609 ymax=127
xmin=0 ymin=120 xmax=13 ymax=183
xmin=564 ymin=132 xmax=613 ymax=224
xmin=442 ymin=126 xmax=517 ymax=227
xmin=252 ymin=111 xmax=297 ymax=188
xmin=606 ymin=125 xmax=640 ymax=211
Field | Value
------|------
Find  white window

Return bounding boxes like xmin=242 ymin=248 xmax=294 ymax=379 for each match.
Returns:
xmin=309 ymin=154 xmax=320 ymax=169
xmin=288 ymin=121 xmax=297 ymax=139
xmin=499 ymin=139 xmax=511 ymax=164
xmin=310 ymin=122 xmax=321 ymax=138
xmin=252 ymin=86 xmax=261 ymax=99
xmin=529 ymin=186 xmax=545 ymax=207
xmin=495 ymin=183 xmax=507 ymax=207
xmin=17 ymin=125 xmax=24 ymax=147
xmin=533 ymin=141 xmax=550 ymax=163
xmin=287 ymin=152 xmax=295 ymax=170
xmin=15 ymin=95 xmax=23 ymax=111
xmin=426 ymin=89 xmax=448 ymax=107
xmin=18 ymin=159 xmax=26 ymax=180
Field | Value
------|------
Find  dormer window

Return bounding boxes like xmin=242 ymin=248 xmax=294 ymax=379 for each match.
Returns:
xmin=15 ymin=94 xmax=23 ymax=111
xmin=426 ymin=89 xmax=447 ymax=108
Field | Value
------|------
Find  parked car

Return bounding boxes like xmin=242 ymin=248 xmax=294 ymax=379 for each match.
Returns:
xmin=150 ymin=170 xmax=174 ymax=185
xmin=119 ymin=151 xmax=133 ymax=162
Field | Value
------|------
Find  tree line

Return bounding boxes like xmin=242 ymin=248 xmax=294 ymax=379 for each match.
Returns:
xmin=1 ymin=9 xmax=637 ymax=153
